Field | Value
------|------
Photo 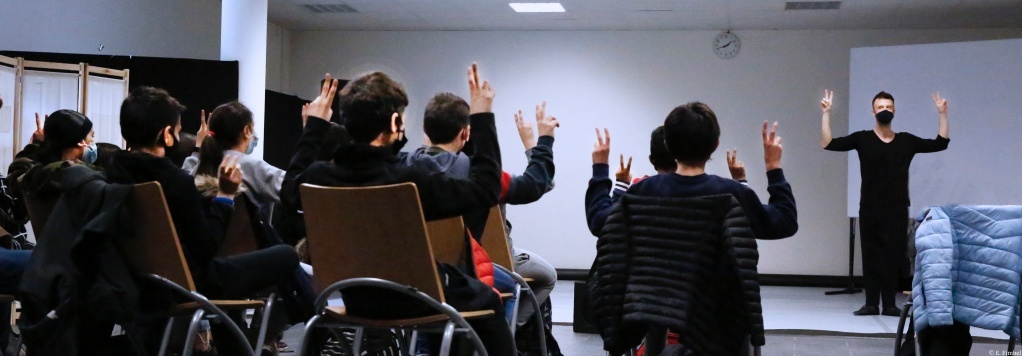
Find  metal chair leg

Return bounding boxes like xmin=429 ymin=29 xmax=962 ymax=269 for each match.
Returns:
xmin=352 ymin=327 xmax=365 ymax=355
xmin=297 ymin=314 xmax=321 ymax=356
xmin=510 ymin=283 xmax=522 ymax=334
xmin=145 ymin=275 xmax=254 ymax=356
xmin=408 ymin=330 xmax=419 ymax=355
xmin=895 ymin=302 xmax=911 ymax=355
xmin=157 ymin=317 xmax=176 ymax=356
xmin=439 ymin=322 xmax=456 ymax=356
xmin=254 ymin=293 xmax=277 ymax=353
xmin=182 ymin=309 xmax=206 ymax=356
xmin=522 ymin=286 xmax=548 ymax=356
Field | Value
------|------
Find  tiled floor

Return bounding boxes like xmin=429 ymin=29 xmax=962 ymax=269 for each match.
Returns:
xmin=282 ymin=281 xmax=1018 ymax=355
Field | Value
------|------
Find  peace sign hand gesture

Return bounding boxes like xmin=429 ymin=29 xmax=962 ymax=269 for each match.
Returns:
xmin=762 ymin=121 xmax=783 ymax=171
xmin=615 ymin=154 xmax=633 ymax=183
xmin=196 ymin=109 xmax=210 ymax=148
xmin=593 ymin=128 xmax=610 ymax=164
xmin=31 ymin=113 xmax=46 ymax=143
xmin=932 ymin=92 xmax=948 ymax=114
xmin=467 ymin=63 xmax=495 ymax=115
xmin=821 ymin=90 xmax=834 ymax=113
xmin=726 ymin=149 xmax=746 ymax=181
xmin=307 ymin=74 xmax=339 ymax=123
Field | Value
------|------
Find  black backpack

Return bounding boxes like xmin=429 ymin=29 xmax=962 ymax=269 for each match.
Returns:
xmin=0 ymin=174 xmax=32 ymax=250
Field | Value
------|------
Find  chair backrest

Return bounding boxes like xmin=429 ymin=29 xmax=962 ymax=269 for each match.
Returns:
xmin=216 ymin=194 xmax=259 ymax=258
xmin=116 ymin=181 xmax=196 ymax=291
xmin=0 ymin=226 xmax=11 ymax=249
xmin=300 ymin=183 xmax=445 ymax=302
xmin=480 ymin=205 xmax=514 ymax=270
xmin=425 ymin=216 xmax=468 ymax=266
xmin=22 ymin=194 xmax=57 ymax=239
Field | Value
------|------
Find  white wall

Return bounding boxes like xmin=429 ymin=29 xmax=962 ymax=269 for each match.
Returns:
xmin=287 ymin=29 xmax=1022 ymax=275
xmin=267 ymin=22 xmax=292 ymax=94
xmin=0 ymin=0 xmax=221 ymax=60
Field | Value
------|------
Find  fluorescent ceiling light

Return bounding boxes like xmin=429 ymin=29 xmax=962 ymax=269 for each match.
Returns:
xmin=509 ymin=3 xmax=566 ymax=13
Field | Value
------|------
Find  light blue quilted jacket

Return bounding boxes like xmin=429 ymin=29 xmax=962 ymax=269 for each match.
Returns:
xmin=912 ymin=205 xmax=1022 ymax=337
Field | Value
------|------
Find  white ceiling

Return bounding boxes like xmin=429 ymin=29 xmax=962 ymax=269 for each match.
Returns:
xmin=268 ymin=0 xmax=1022 ymax=31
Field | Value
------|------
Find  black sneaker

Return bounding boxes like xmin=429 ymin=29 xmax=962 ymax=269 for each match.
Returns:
xmin=882 ymin=306 xmax=902 ymax=317
xmin=853 ymin=305 xmax=880 ymax=316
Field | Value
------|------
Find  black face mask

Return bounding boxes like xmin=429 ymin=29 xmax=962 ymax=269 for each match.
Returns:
xmin=392 ymin=130 xmax=408 ymax=153
xmin=875 ymin=110 xmax=894 ymax=125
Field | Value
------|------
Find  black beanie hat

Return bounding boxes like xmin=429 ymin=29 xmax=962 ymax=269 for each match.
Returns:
xmin=44 ymin=109 xmax=93 ymax=149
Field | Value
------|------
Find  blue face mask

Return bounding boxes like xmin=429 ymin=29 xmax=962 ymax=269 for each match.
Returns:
xmin=246 ymin=135 xmax=259 ymax=155
xmin=83 ymin=142 xmax=98 ymax=164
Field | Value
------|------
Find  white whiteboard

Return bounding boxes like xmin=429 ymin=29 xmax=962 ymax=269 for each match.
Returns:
xmin=19 ymin=70 xmax=80 ymax=151
xmin=0 ymin=64 xmax=16 ymax=171
xmin=85 ymin=75 xmax=126 ymax=146
xmin=847 ymin=38 xmax=1022 ymax=217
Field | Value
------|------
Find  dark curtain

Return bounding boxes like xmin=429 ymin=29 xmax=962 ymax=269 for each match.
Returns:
xmin=263 ymin=90 xmax=308 ymax=169
xmin=264 ymin=79 xmax=347 ymax=169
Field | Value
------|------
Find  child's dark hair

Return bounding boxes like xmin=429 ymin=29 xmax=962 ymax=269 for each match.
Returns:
xmin=339 ymin=72 xmax=409 ymax=143
xmin=423 ymin=92 xmax=470 ymax=144
xmin=93 ymin=142 xmax=122 ymax=170
xmin=195 ymin=101 xmax=253 ymax=177
xmin=649 ymin=126 xmax=677 ymax=172
xmin=167 ymin=132 xmax=196 ymax=167
xmin=318 ymin=122 xmax=351 ymax=161
xmin=663 ymin=102 xmax=720 ymax=166
xmin=120 ymin=87 xmax=185 ymax=149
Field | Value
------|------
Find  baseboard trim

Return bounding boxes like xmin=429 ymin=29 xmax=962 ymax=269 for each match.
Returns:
xmin=556 ymin=269 xmax=864 ymax=288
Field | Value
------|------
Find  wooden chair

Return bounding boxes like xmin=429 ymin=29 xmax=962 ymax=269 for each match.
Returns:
xmin=117 ymin=182 xmax=269 ymax=356
xmin=479 ymin=206 xmax=547 ymax=354
xmin=425 ymin=216 xmax=469 ymax=267
xmin=211 ymin=194 xmax=280 ymax=350
xmin=216 ymin=194 xmax=260 ymax=258
xmin=425 ymin=216 xmax=515 ymax=303
xmin=22 ymin=194 xmax=57 ymax=240
xmin=298 ymin=183 xmax=492 ymax=356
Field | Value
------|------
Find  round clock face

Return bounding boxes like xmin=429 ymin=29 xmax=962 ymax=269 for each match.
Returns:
xmin=714 ymin=32 xmax=740 ymax=59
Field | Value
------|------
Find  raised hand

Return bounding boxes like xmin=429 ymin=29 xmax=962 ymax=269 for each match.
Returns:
xmin=762 ymin=121 xmax=783 ymax=171
xmin=726 ymin=149 xmax=746 ymax=181
xmin=593 ymin=128 xmax=610 ymax=165
xmin=301 ymin=103 xmax=310 ymax=128
xmin=218 ymin=155 xmax=244 ymax=197
xmin=821 ymin=90 xmax=834 ymax=113
xmin=514 ymin=109 xmax=536 ymax=150
xmin=32 ymin=113 xmax=46 ymax=143
xmin=196 ymin=109 xmax=210 ymax=148
xmin=615 ymin=154 xmax=633 ymax=183
xmin=467 ymin=63 xmax=495 ymax=115
xmin=307 ymin=73 xmax=339 ymax=123
xmin=932 ymin=92 xmax=948 ymax=114
xmin=535 ymin=101 xmax=559 ymax=138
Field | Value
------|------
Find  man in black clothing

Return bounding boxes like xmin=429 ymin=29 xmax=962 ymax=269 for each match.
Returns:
xmin=281 ymin=66 xmax=515 ymax=355
xmin=821 ymin=90 xmax=950 ymax=316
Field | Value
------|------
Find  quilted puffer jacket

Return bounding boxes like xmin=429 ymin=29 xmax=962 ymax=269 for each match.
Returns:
xmin=912 ymin=205 xmax=1022 ymax=337
xmin=590 ymin=194 xmax=763 ymax=355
